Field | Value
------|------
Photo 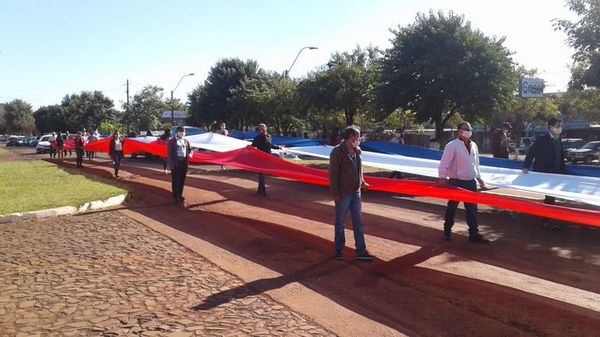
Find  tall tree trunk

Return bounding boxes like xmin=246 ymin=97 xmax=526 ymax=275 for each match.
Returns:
xmin=436 ymin=106 xmax=458 ymax=149
xmin=345 ymin=107 xmax=356 ymax=126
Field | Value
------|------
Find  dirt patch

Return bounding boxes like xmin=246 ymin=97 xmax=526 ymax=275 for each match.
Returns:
xmin=45 ymin=156 xmax=600 ymax=337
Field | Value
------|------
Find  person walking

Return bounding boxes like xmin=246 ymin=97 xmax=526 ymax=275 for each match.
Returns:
xmin=167 ymin=126 xmax=192 ymax=203
xmin=522 ymin=117 xmax=565 ymax=230
xmin=216 ymin=122 xmax=229 ymax=136
xmin=438 ymin=121 xmax=489 ymax=243
xmin=159 ymin=129 xmax=171 ymax=174
xmin=85 ymin=131 xmax=97 ymax=161
xmin=49 ymin=132 xmax=57 ymax=158
xmin=329 ymin=126 xmax=375 ymax=261
xmin=74 ymin=131 xmax=86 ymax=167
xmin=491 ymin=122 xmax=512 ymax=159
xmin=251 ymin=123 xmax=272 ymax=196
xmin=216 ymin=122 xmax=229 ymax=170
xmin=108 ymin=131 xmax=124 ymax=177
xmin=56 ymin=132 xmax=64 ymax=159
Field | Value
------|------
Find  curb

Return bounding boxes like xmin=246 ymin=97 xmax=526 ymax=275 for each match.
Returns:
xmin=0 ymin=194 xmax=127 ymax=224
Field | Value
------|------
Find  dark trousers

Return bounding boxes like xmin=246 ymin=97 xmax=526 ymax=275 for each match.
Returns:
xmin=75 ymin=148 xmax=84 ymax=167
xmin=171 ymin=159 xmax=188 ymax=199
xmin=444 ymin=178 xmax=479 ymax=236
xmin=258 ymin=173 xmax=266 ymax=192
xmin=112 ymin=151 xmax=123 ymax=175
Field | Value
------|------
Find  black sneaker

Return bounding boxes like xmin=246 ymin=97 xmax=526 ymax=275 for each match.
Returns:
xmin=356 ymin=250 xmax=375 ymax=260
xmin=469 ymin=234 xmax=490 ymax=243
xmin=334 ymin=251 xmax=343 ymax=261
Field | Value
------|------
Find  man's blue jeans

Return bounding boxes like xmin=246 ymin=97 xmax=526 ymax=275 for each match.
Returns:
xmin=334 ymin=191 xmax=366 ymax=255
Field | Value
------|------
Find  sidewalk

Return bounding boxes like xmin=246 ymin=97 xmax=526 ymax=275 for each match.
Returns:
xmin=0 ymin=211 xmax=336 ymax=337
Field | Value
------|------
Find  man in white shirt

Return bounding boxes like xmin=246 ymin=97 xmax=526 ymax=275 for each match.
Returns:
xmin=438 ymin=121 xmax=489 ymax=243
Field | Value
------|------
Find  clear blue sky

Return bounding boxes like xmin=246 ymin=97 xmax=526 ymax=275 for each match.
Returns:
xmin=0 ymin=0 xmax=575 ymax=110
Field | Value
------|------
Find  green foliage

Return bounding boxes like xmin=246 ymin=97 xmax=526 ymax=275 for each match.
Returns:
xmin=98 ymin=121 xmax=122 ymax=135
xmin=61 ymin=91 xmax=116 ymax=132
xmin=34 ymin=91 xmax=115 ymax=134
xmin=377 ymin=11 xmax=517 ymax=142
xmin=299 ymin=46 xmax=381 ymax=127
xmin=383 ymin=108 xmax=418 ymax=131
xmin=237 ymin=73 xmax=306 ymax=135
xmin=555 ymin=0 xmax=600 ymax=88
xmin=34 ymin=105 xmax=68 ymax=134
xmin=0 ymin=161 xmax=126 ymax=214
xmin=189 ymin=58 xmax=263 ymax=129
xmin=560 ymin=89 xmax=600 ymax=122
xmin=506 ymin=97 xmax=560 ymax=135
xmin=1 ymin=99 xmax=36 ymax=134
xmin=122 ymin=85 xmax=167 ymax=132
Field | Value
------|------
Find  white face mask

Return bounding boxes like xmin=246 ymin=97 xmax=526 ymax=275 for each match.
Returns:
xmin=462 ymin=130 xmax=472 ymax=139
xmin=551 ymin=126 xmax=562 ymax=135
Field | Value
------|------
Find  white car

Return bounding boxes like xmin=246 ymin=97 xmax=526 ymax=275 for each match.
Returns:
xmin=35 ymin=134 xmax=54 ymax=154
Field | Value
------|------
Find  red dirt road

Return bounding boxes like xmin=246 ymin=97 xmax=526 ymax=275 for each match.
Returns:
xmin=49 ymin=155 xmax=600 ymax=337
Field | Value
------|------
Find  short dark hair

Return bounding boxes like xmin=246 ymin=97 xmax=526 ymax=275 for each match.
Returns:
xmin=176 ymin=126 xmax=185 ymax=132
xmin=342 ymin=126 xmax=360 ymax=140
xmin=547 ymin=117 xmax=562 ymax=127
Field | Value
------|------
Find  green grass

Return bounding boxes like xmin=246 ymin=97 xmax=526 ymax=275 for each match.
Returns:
xmin=0 ymin=161 xmax=127 ymax=215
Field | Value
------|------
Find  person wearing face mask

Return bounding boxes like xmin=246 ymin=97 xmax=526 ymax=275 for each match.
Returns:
xmin=168 ymin=126 xmax=192 ymax=203
xmin=329 ymin=125 xmax=375 ymax=261
xmin=438 ymin=121 xmax=489 ymax=243
xmin=251 ymin=123 xmax=272 ymax=196
xmin=522 ymin=117 xmax=565 ymax=230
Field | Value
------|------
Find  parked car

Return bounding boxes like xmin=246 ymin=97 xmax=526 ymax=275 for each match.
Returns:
xmin=35 ymin=134 xmax=54 ymax=154
xmin=6 ymin=136 xmax=25 ymax=147
xmin=561 ymin=138 xmax=586 ymax=157
xmin=565 ymin=141 xmax=600 ymax=164
xmin=514 ymin=136 xmax=536 ymax=154
xmin=561 ymin=138 xmax=586 ymax=150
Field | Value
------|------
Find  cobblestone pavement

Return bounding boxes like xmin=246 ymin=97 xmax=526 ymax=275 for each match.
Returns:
xmin=0 ymin=211 xmax=336 ymax=337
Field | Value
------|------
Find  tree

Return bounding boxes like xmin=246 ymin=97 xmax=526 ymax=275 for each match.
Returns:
xmin=0 ymin=104 xmax=6 ymax=134
xmin=377 ymin=11 xmax=517 ymax=143
xmin=122 ymin=86 xmax=167 ymax=131
xmin=555 ymin=0 xmax=600 ymax=88
xmin=299 ymin=46 xmax=381 ymax=126
xmin=559 ymin=89 xmax=600 ymax=122
xmin=60 ymin=91 xmax=116 ymax=132
xmin=2 ymin=99 xmax=36 ymax=134
xmin=508 ymin=97 xmax=560 ymax=136
xmin=238 ymin=73 xmax=306 ymax=135
xmin=189 ymin=58 xmax=263 ymax=129
xmin=34 ymin=105 xmax=69 ymax=133
xmin=383 ymin=108 xmax=419 ymax=132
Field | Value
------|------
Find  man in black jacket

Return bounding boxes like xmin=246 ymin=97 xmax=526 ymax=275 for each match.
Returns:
xmin=251 ymin=123 xmax=271 ymax=196
xmin=168 ymin=126 xmax=192 ymax=203
xmin=523 ymin=117 xmax=565 ymax=229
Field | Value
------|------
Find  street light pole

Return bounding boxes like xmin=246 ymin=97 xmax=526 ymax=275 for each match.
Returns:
xmin=171 ymin=72 xmax=195 ymax=126
xmin=285 ymin=46 xmax=318 ymax=77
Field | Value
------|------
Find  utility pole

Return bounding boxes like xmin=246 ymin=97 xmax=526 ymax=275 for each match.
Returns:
xmin=126 ymin=79 xmax=130 ymax=131
xmin=126 ymin=79 xmax=130 ymax=109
